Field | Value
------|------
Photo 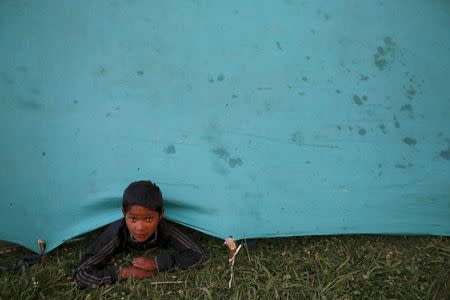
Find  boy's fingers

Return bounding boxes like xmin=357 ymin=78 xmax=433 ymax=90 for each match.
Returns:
xmin=131 ymin=257 xmax=156 ymax=271
xmin=133 ymin=258 xmax=145 ymax=265
xmin=132 ymin=257 xmax=141 ymax=265
xmin=132 ymin=256 xmax=144 ymax=262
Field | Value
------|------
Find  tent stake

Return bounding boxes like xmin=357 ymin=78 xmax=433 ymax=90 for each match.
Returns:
xmin=224 ymin=236 xmax=242 ymax=289
xmin=37 ymin=239 xmax=46 ymax=264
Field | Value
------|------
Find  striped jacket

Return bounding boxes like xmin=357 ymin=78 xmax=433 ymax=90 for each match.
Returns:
xmin=74 ymin=218 xmax=206 ymax=287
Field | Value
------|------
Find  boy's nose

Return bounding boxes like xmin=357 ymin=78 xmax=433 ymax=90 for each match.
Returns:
xmin=135 ymin=222 xmax=145 ymax=231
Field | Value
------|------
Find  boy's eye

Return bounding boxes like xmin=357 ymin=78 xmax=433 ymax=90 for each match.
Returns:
xmin=145 ymin=217 xmax=152 ymax=222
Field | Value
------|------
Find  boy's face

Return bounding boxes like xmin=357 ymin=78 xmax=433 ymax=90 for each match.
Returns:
xmin=123 ymin=205 xmax=163 ymax=242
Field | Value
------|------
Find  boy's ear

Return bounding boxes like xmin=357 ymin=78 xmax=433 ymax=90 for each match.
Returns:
xmin=122 ymin=208 xmax=126 ymax=217
xmin=159 ymin=209 xmax=165 ymax=220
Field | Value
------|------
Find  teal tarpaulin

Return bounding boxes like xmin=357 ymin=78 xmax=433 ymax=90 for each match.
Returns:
xmin=1 ymin=1 xmax=449 ymax=253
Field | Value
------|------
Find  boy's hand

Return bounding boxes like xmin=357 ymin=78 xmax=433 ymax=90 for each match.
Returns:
xmin=119 ymin=266 xmax=154 ymax=280
xmin=132 ymin=256 xmax=157 ymax=271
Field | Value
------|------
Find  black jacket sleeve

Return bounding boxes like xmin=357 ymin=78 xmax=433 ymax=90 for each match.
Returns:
xmin=154 ymin=222 xmax=206 ymax=272
xmin=73 ymin=220 xmax=123 ymax=287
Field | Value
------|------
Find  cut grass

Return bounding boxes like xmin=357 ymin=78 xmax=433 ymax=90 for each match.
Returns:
xmin=0 ymin=227 xmax=449 ymax=300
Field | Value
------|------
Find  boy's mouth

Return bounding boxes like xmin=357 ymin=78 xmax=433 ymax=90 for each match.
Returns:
xmin=133 ymin=233 xmax=149 ymax=241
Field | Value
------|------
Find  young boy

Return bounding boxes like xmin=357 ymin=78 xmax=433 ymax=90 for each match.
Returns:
xmin=74 ymin=180 xmax=206 ymax=287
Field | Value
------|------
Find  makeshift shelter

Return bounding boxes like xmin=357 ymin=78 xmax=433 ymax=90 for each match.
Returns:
xmin=1 ymin=1 xmax=449 ymax=253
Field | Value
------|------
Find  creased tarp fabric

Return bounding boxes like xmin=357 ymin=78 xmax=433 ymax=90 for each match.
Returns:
xmin=1 ymin=1 xmax=449 ymax=253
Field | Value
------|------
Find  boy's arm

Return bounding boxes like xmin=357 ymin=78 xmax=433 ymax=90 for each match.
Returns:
xmin=118 ymin=266 xmax=154 ymax=280
xmin=153 ymin=224 xmax=206 ymax=272
xmin=133 ymin=223 xmax=206 ymax=272
xmin=74 ymin=222 xmax=122 ymax=287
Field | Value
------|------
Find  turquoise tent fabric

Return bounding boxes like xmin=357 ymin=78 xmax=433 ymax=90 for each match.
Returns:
xmin=1 ymin=1 xmax=449 ymax=253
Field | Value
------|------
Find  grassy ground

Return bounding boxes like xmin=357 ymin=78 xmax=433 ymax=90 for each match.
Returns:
xmin=0 ymin=227 xmax=449 ymax=300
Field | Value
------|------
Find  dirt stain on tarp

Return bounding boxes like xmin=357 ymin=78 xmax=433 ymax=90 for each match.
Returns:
xmin=373 ymin=36 xmax=396 ymax=71
xmin=358 ymin=128 xmax=367 ymax=136
xmin=212 ymin=146 xmax=243 ymax=169
xmin=352 ymin=95 xmax=368 ymax=105
xmin=98 ymin=66 xmax=108 ymax=77
xmin=378 ymin=163 xmax=383 ymax=176
xmin=360 ymin=74 xmax=369 ymax=81
xmin=276 ymin=41 xmax=282 ymax=50
xmin=353 ymin=95 xmax=363 ymax=105
xmin=164 ymin=144 xmax=176 ymax=154
xmin=17 ymin=99 xmax=43 ymax=111
xmin=228 ymin=158 xmax=243 ymax=168
xmin=291 ymin=131 xmax=302 ymax=145
xmin=439 ymin=147 xmax=450 ymax=160
xmin=212 ymin=146 xmax=229 ymax=159
xmin=403 ymin=137 xmax=417 ymax=146
xmin=395 ymin=163 xmax=413 ymax=169
xmin=406 ymin=87 xmax=416 ymax=99
xmin=393 ymin=114 xmax=400 ymax=128
xmin=400 ymin=104 xmax=413 ymax=112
